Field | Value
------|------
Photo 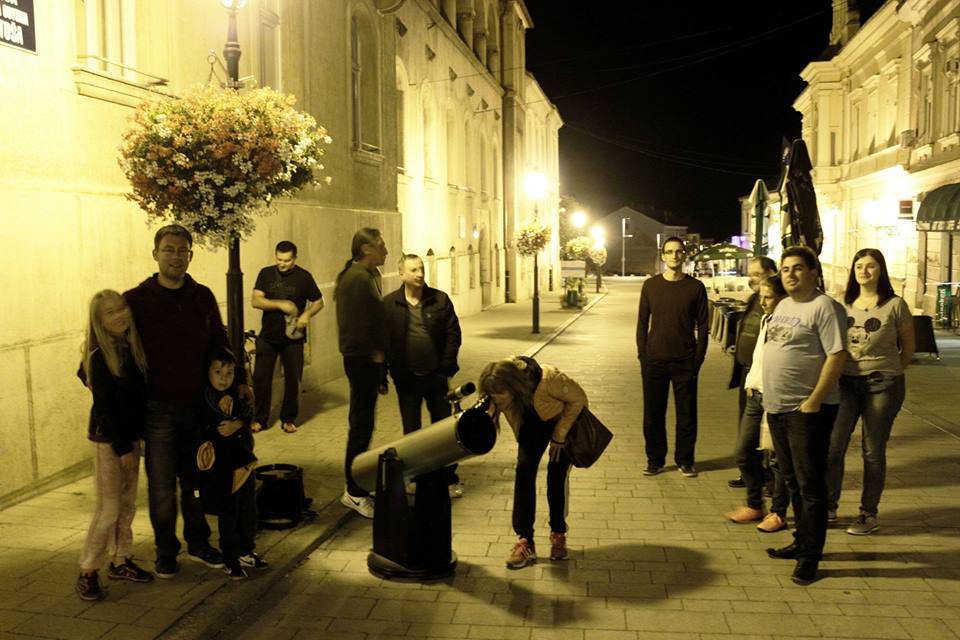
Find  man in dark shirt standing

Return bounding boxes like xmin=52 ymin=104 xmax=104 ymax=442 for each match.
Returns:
xmin=125 ymin=224 xmax=248 ymax=578
xmin=251 ymin=241 xmax=323 ymax=434
xmin=636 ymin=237 xmax=709 ymax=478
xmin=384 ymin=254 xmax=463 ymax=494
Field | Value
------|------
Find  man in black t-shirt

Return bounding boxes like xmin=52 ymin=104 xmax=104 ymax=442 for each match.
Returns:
xmin=251 ymin=241 xmax=323 ymax=433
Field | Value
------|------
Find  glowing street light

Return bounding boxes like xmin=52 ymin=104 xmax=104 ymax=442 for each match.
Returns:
xmin=571 ymin=209 xmax=588 ymax=230
xmin=590 ymin=225 xmax=606 ymax=293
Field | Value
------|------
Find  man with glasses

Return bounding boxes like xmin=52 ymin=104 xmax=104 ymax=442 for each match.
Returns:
xmin=636 ymin=236 xmax=708 ymax=478
xmin=125 ymin=224 xmax=249 ymax=578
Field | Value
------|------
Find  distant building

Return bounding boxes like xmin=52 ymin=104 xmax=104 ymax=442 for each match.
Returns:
xmin=597 ymin=207 xmax=687 ymax=275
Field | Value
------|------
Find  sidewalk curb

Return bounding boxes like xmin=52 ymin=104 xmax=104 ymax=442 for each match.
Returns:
xmin=158 ymin=292 xmax=607 ymax=639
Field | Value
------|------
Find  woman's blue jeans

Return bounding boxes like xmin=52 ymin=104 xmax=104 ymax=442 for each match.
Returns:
xmin=827 ymin=374 xmax=905 ymax=516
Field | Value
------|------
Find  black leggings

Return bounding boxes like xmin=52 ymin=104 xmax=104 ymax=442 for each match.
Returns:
xmin=512 ymin=421 xmax=571 ymax=544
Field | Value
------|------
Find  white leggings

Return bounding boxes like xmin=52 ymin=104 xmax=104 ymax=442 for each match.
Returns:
xmin=79 ymin=441 xmax=140 ymax=572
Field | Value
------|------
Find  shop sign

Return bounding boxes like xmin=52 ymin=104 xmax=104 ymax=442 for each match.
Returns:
xmin=1 ymin=0 xmax=35 ymax=54
xmin=899 ymin=200 xmax=913 ymax=220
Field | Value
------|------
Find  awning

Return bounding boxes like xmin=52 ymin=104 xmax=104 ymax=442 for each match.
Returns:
xmin=917 ymin=183 xmax=960 ymax=231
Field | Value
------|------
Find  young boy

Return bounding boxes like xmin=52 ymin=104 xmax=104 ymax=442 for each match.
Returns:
xmin=196 ymin=349 xmax=268 ymax=579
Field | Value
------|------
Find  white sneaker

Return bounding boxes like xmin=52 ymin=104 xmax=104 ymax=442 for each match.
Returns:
xmin=340 ymin=491 xmax=374 ymax=518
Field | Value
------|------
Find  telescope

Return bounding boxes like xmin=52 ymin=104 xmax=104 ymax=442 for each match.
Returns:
xmin=350 ymin=392 xmax=496 ymax=580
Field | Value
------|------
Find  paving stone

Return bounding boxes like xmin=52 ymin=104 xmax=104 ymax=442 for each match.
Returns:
xmin=11 ymin=613 xmax=114 ymax=640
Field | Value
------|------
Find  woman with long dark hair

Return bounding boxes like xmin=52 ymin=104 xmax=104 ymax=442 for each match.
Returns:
xmin=335 ymin=228 xmax=389 ymax=518
xmin=827 ymin=248 xmax=914 ymax=535
xmin=479 ymin=356 xmax=586 ymax=568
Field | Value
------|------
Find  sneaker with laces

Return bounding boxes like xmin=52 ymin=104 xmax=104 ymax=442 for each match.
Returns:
xmin=76 ymin=572 xmax=106 ymax=601
xmin=757 ymin=512 xmax=788 ymax=533
xmin=642 ymin=464 xmax=663 ymax=476
xmin=549 ymin=532 xmax=568 ymax=561
xmin=725 ymin=505 xmax=764 ymax=523
xmin=223 ymin=561 xmax=248 ymax=580
xmin=846 ymin=513 xmax=879 ymax=535
xmin=188 ymin=546 xmax=224 ymax=568
xmin=239 ymin=552 xmax=269 ymax=569
xmin=108 ymin=558 xmax=154 ymax=583
xmin=679 ymin=465 xmax=698 ymax=478
xmin=506 ymin=538 xmax=536 ymax=569
xmin=154 ymin=556 xmax=178 ymax=579
xmin=340 ymin=490 xmax=375 ymax=518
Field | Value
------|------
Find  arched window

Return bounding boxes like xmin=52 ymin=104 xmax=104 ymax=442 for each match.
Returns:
xmin=479 ymin=135 xmax=488 ymax=197
xmin=468 ymin=244 xmax=477 ymax=289
xmin=423 ymin=96 xmax=436 ymax=178
xmin=426 ymin=248 xmax=436 ymax=285
xmin=395 ymin=58 xmax=408 ymax=170
xmin=449 ymin=246 xmax=459 ymax=294
xmin=351 ymin=10 xmax=381 ymax=153
xmin=446 ymin=109 xmax=458 ymax=186
xmin=494 ymin=243 xmax=500 ymax=287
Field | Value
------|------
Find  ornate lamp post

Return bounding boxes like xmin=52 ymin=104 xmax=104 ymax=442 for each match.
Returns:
xmin=524 ymin=171 xmax=548 ymax=334
xmin=591 ymin=224 xmax=606 ymax=293
xmin=221 ymin=0 xmax=247 ymax=358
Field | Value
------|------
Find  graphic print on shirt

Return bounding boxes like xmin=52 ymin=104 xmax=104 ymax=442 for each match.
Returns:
xmin=765 ymin=314 xmax=799 ymax=344
xmin=846 ymin=316 xmax=881 ymax=360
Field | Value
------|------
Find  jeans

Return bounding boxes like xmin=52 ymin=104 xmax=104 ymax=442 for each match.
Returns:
xmin=734 ymin=392 xmax=767 ymax=509
xmin=253 ymin=338 xmax=304 ymax=425
xmin=343 ymin=356 xmax=382 ymax=497
xmin=513 ymin=420 xmax=571 ymax=543
xmin=827 ymin=374 xmax=905 ymax=516
xmin=217 ymin=473 xmax=257 ymax=563
xmin=394 ymin=371 xmax=452 ymax=435
xmin=79 ymin=441 xmax=140 ymax=571
xmin=767 ymin=405 xmax=838 ymax=561
xmin=143 ymin=400 xmax=212 ymax=560
xmin=641 ymin=358 xmax=699 ymax=467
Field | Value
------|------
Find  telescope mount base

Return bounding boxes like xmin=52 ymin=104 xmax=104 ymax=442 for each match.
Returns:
xmin=367 ymin=550 xmax=457 ymax=582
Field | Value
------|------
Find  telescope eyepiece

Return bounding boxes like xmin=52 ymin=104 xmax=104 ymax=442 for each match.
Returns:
xmin=445 ymin=381 xmax=476 ymax=402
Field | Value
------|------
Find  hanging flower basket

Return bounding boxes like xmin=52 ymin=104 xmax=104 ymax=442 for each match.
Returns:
xmin=587 ymin=246 xmax=608 ymax=267
xmin=514 ymin=220 xmax=551 ymax=256
xmin=561 ymin=236 xmax=591 ymax=260
xmin=118 ymin=85 xmax=332 ymax=249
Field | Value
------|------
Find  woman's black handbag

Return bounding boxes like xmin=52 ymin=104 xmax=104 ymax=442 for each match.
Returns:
xmin=564 ymin=407 xmax=613 ymax=468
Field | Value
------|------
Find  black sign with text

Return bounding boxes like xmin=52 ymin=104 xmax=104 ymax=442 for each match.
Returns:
xmin=1 ymin=0 xmax=35 ymax=54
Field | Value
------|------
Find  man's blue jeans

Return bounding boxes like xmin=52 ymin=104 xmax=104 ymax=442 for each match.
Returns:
xmin=767 ymin=405 xmax=838 ymax=561
xmin=144 ymin=400 xmax=212 ymax=560
xmin=827 ymin=374 xmax=905 ymax=516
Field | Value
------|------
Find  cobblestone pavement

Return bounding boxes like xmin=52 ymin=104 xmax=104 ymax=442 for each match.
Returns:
xmin=1 ymin=279 xmax=958 ymax=640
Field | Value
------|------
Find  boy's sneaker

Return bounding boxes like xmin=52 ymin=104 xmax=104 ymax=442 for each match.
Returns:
xmin=223 ymin=561 xmax=248 ymax=580
xmin=846 ymin=513 xmax=879 ymax=535
xmin=108 ymin=558 xmax=154 ymax=583
xmin=341 ymin=490 xmax=375 ymax=518
xmin=155 ymin=556 xmax=178 ymax=579
xmin=549 ymin=532 xmax=568 ymax=561
xmin=679 ymin=465 xmax=698 ymax=478
xmin=76 ymin=572 xmax=106 ymax=601
xmin=188 ymin=546 xmax=224 ymax=568
xmin=506 ymin=538 xmax=536 ymax=569
xmin=239 ymin=552 xmax=269 ymax=569
xmin=827 ymin=509 xmax=838 ymax=522
xmin=642 ymin=464 xmax=663 ymax=476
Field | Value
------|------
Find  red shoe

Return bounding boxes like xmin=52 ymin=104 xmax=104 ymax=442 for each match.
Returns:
xmin=549 ymin=532 xmax=568 ymax=560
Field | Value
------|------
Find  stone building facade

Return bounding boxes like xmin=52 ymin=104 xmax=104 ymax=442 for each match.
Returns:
xmin=0 ymin=0 xmax=560 ymax=505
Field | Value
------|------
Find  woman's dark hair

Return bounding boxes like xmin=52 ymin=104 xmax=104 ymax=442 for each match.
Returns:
xmin=335 ymin=228 xmax=382 ymax=297
xmin=759 ymin=274 xmax=787 ymax=299
xmin=478 ymin=357 xmax=537 ymax=416
xmin=844 ymin=248 xmax=895 ymax=306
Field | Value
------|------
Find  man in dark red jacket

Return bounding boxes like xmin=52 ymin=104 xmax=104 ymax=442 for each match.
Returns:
xmin=125 ymin=224 xmax=250 ymax=579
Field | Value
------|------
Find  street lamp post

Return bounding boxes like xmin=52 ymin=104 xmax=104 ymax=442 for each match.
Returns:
xmin=620 ymin=216 xmax=632 ymax=277
xmin=221 ymin=0 xmax=247 ymax=359
xmin=590 ymin=224 xmax=605 ymax=293
xmin=525 ymin=171 xmax=548 ymax=334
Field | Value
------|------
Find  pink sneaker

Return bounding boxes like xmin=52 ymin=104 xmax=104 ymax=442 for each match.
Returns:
xmin=549 ymin=532 xmax=568 ymax=560
xmin=725 ymin=506 xmax=764 ymax=523
xmin=506 ymin=538 xmax=536 ymax=569
xmin=757 ymin=512 xmax=788 ymax=533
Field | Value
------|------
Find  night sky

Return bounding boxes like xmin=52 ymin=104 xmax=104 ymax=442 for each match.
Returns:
xmin=524 ymin=1 xmax=885 ymax=240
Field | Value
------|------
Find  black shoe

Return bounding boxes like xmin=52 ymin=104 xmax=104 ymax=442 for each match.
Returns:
xmin=155 ymin=556 xmax=178 ymax=579
xmin=791 ymin=559 xmax=819 ymax=585
xmin=223 ymin=561 xmax=248 ymax=580
xmin=642 ymin=464 xmax=663 ymax=476
xmin=728 ymin=476 xmax=745 ymax=488
xmin=678 ymin=465 xmax=698 ymax=478
xmin=76 ymin=572 xmax=106 ymax=601
xmin=239 ymin=552 xmax=269 ymax=569
xmin=766 ymin=543 xmax=799 ymax=559
xmin=188 ymin=546 xmax=224 ymax=569
xmin=108 ymin=558 xmax=155 ymax=583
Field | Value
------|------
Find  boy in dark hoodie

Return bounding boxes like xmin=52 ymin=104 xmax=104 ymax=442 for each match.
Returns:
xmin=196 ymin=349 xmax=267 ymax=579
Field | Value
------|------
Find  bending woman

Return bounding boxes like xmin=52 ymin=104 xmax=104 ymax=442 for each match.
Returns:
xmin=77 ymin=290 xmax=154 ymax=601
xmin=479 ymin=356 xmax=586 ymax=569
xmin=827 ymin=248 xmax=914 ymax=535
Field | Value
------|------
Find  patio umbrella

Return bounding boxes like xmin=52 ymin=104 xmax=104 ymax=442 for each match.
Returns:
xmin=690 ymin=242 xmax=755 ymax=262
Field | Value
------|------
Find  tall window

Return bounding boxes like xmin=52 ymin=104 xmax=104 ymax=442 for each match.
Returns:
xmin=77 ymin=0 xmax=137 ymax=78
xmin=259 ymin=5 xmax=280 ymax=90
xmin=449 ymin=247 xmax=459 ymax=294
xmin=351 ymin=12 xmax=381 ymax=153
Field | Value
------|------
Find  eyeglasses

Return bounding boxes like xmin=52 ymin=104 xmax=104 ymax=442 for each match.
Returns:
xmin=159 ymin=248 xmax=192 ymax=257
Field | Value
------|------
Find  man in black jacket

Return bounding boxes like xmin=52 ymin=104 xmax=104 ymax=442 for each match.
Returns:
xmin=384 ymin=254 xmax=462 ymax=492
xmin=124 ymin=225 xmax=250 ymax=578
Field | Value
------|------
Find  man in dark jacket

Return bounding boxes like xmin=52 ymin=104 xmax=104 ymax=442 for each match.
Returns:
xmin=384 ymin=254 xmax=462 ymax=435
xmin=124 ymin=224 xmax=249 ymax=578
